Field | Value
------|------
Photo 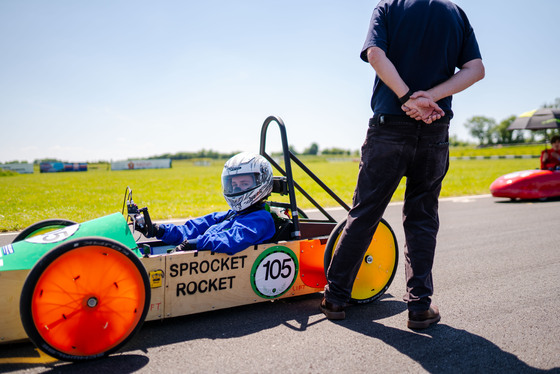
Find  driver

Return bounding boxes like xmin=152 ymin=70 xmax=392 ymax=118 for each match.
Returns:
xmin=540 ymin=135 xmax=560 ymax=170
xmin=141 ymin=152 xmax=276 ymax=255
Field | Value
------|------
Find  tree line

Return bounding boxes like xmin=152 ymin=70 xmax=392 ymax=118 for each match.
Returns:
xmin=7 ymin=98 xmax=559 ymax=165
xmin=464 ymin=98 xmax=560 ymax=146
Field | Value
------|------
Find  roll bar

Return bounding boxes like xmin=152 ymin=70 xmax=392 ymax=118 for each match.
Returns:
xmin=259 ymin=115 xmax=351 ymax=240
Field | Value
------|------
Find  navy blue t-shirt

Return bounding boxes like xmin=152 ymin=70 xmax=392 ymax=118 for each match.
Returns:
xmin=361 ymin=0 xmax=482 ymax=118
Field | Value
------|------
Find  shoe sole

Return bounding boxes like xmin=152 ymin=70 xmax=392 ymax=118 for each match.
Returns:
xmin=320 ymin=305 xmax=345 ymax=320
xmin=407 ymin=314 xmax=441 ymax=329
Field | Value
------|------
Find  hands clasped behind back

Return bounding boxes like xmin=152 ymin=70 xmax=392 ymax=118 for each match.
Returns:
xmin=401 ymin=91 xmax=445 ymax=124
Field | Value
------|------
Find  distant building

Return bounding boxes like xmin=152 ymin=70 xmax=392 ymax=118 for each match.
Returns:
xmin=111 ymin=159 xmax=172 ymax=171
xmin=0 ymin=163 xmax=34 ymax=174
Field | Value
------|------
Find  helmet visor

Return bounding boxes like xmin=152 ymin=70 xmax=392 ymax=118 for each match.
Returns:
xmin=223 ymin=173 xmax=258 ymax=196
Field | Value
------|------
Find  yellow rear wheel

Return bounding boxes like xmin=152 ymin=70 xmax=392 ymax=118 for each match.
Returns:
xmin=324 ymin=218 xmax=398 ymax=303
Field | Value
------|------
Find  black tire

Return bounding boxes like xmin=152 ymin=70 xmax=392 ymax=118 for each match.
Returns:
xmin=323 ymin=217 xmax=398 ymax=304
xmin=20 ymin=237 xmax=150 ymax=362
xmin=297 ymin=208 xmax=309 ymax=219
xmin=12 ymin=219 xmax=77 ymax=243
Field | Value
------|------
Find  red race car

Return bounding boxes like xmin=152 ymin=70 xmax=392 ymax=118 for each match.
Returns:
xmin=498 ymin=108 xmax=560 ymax=200
xmin=490 ymin=169 xmax=560 ymax=200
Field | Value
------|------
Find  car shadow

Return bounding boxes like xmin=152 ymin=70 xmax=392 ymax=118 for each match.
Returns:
xmin=336 ymin=299 xmax=560 ymax=373
xmin=0 ymin=293 xmax=330 ymax=372
xmin=0 ymin=352 xmax=149 ymax=373
xmin=494 ymin=196 xmax=560 ymax=204
xmin=2 ymin=294 xmax=558 ymax=373
xmin=131 ymin=293 xmax=559 ymax=373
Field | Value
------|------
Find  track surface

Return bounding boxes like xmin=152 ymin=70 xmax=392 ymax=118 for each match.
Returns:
xmin=1 ymin=195 xmax=559 ymax=373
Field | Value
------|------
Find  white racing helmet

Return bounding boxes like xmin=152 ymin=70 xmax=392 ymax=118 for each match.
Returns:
xmin=222 ymin=152 xmax=273 ymax=212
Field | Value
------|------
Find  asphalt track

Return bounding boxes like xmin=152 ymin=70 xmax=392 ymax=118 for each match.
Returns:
xmin=1 ymin=195 xmax=559 ymax=373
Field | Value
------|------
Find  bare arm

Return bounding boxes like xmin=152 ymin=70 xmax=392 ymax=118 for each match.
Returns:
xmin=367 ymin=46 xmax=409 ymax=98
xmin=413 ymin=59 xmax=485 ymax=102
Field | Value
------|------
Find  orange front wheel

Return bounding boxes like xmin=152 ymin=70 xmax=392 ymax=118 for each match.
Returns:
xmin=20 ymin=237 xmax=150 ymax=361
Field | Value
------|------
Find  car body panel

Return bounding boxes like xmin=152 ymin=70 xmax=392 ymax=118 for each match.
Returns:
xmin=490 ymin=170 xmax=560 ymax=199
xmin=0 ymin=213 xmax=328 ymax=342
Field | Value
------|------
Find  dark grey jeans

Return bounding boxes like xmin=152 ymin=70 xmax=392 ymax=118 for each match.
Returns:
xmin=325 ymin=115 xmax=450 ymax=312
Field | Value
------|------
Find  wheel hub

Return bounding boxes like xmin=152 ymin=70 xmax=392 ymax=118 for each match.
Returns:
xmin=86 ymin=296 xmax=98 ymax=308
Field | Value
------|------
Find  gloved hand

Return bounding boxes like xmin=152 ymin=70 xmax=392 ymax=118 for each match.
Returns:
xmin=167 ymin=239 xmax=197 ymax=253
xmin=136 ymin=221 xmax=160 ymax=238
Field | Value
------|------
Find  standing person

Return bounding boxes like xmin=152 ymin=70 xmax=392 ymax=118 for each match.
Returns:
xmin=322 ymin=0 xmax=485 ymax=329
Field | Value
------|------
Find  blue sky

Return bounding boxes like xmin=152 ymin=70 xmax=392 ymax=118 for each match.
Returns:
xmin=1 ymin=0 xmax=558 ymax=163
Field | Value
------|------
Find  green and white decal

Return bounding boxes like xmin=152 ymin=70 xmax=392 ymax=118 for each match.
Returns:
xmin=250 ymin=246 xmax=298 ymax=299
xmin=0 ymin=213 xmax=140 ymax=272
xmin=24 ymin=224 xmax=80 ymax=244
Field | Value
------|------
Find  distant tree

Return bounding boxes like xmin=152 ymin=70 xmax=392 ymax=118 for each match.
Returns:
xmin=150 ymin=149 xmax=239 ymax=160
xmin=3 ymin=160 xmax=28 ymax=164
xmin=543 ymin=97 xmax=560 ymax=138
xmin=464 ymin=116 xmax=496 ymax=145
xmin=34 ymin=158 xmax=63 ymax=164
xmin=322 ymin=147 xmax=351 ymax=155
xmin=543 ymin=97 xmax=560 ymax=108
xmin=449 ymin=134 xmax=472 ymax=147
xmin=303 ymin=143 xmax=319 ymax=155
xmin=492 ymin=115 xmax=524 ymax=144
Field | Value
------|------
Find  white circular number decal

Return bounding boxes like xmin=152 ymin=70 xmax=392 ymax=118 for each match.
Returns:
xmin=251 ymin=247 xmax=298 ymax=299
xmin=25 ymin=224 xmax=80 ymax=244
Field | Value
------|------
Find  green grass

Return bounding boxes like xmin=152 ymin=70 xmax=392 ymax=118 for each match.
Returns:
xmin=449 ymin=143 xmax=543 ymax=157
xmin=0 ymin=151 xmax=541 ymax=232
xmin=1 ymin=160 xmax=225 ymax=232
xmin=0 ymin=169 xmax=19 ymax=177
xmin=288 ymin=157 xmax=537 ymax=203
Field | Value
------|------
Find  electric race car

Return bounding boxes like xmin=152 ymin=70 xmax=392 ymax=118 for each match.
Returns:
xmin=490 ymin=169 xmax=560 ymax=200
xmin=0 ymin=116 xmax=398 ymax=362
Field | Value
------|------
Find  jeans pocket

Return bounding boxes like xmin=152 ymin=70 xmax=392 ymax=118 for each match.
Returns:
xmin=363 ymin=127 xmax=408 ymax=163
xmin=425 ymin=138 xmax=450 ymax=183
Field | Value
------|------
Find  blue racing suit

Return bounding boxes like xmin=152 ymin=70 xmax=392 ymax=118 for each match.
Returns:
xmin=157 ymin=204 xmax=275 ymax=255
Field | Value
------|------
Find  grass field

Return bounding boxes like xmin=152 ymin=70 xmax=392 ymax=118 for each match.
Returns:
xmin=0 ymin=146 xmax=542 ymax=232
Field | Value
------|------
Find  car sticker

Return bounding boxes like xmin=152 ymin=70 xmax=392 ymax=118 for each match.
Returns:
xmin=250 ymin=246 xmax=299 ymax=299
xmin=25 ymin=224 xmax=80 ymax=244
xmin=1 ymin=244 xmax=14 ymax=256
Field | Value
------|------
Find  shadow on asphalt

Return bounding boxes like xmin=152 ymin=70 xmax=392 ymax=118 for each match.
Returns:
xmin=128 ymin=292 xmax=560 ymax=373
xmin=494 ymin=196 xmax=560 ymax=204
xmin=340 ymin=298 xmax=560 ymax=373
xmin=2 ymin=293 xmax=559 ymax=373
xmin=130 ymin=292 xmax=559 ymax=373
xmin=0 ymin=352 xmax=149 ymax=374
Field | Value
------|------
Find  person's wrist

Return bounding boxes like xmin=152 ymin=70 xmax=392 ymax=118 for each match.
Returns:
xmin=399 ymin=89 xmax=413 ymax=105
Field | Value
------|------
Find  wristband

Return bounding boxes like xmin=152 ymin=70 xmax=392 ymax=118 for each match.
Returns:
xmin=399 ymin=89 xmax=413 ymax=105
